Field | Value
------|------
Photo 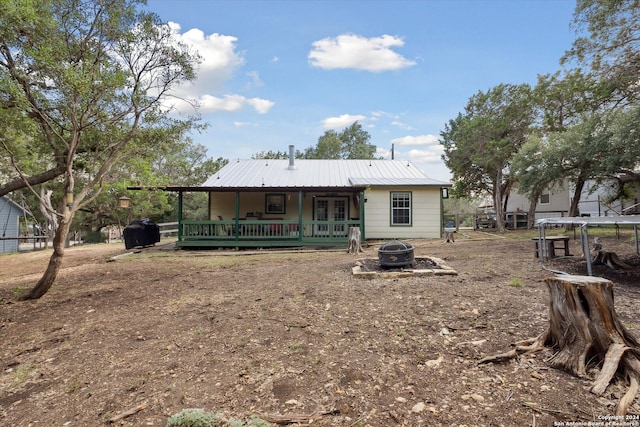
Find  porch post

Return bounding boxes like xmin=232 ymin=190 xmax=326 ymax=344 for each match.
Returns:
xmin=359 ymin=190 xmax=365 ymax=242
xmin=234 ymin=192 xmax=240 ymax=241
xmin=177 ymin=191 xmax=183 ymax=242
xmin=298 ymin=191 xmax=303 ymax=242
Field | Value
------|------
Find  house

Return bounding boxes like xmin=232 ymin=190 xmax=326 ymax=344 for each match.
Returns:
xmin=507 ymin=179 xmax=640 ymax=221
xmin=507 ymin=185 xmax=572 ymax=220
xmin=158 ymin=147 xmax=450 ymax=248
xmin=0 ymin=196 xmax=28 ymax=254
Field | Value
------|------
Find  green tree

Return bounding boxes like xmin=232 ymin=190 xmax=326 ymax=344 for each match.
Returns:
xmin=302 ymin=121 xmax=377 ymax=159
xmin=512 ymin=134 xmax=567 ymax=227
xmin=533 ymin=69 xmax=613 ymax=133
xmin=303 ymin=130 xmax=342 ymax=159
xmin=252 ymin=150 xmax=290 ymax=159
xmin=440 ymin=84 xmax=535 ymax=231
xmin=563 ymin=0 xmax=640 ymax=104
xmin=518 ymin=109 xmax=640 ymax=220
xmin=0 ymin=0 xmax=201 ymax=300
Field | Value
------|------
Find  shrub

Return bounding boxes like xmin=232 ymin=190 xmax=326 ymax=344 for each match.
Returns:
xmin=166 ymin=408 xmax=220 ymax=427
xmin=166 ymin=409 xmax=269 ymax=427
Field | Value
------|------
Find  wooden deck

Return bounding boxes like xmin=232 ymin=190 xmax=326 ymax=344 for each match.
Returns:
xmin=177 ymin=219 xmax=363 ymax=248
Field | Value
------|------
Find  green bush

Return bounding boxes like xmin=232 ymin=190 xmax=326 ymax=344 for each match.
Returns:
xmin=83 ymin=230 xmax=105 ymax=244
xmin=166 ymin=408 xmax=220 ymax=427
xmin=166 ymin=409 xmax=270 ymax=427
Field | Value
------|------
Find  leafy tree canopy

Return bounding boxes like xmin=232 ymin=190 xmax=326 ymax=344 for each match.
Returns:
xmin=0 ymin=0 xmax=202 ymax=299
xmin=302 ymin=122 xmax=377 ymax=159
xmin=564 ymin=0 xmax=640 ymax=104
xmin=441 ymin=83 xmax=535 ymax=230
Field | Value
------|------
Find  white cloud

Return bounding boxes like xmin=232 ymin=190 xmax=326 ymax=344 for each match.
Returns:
xmin=199 ymin=94 xmax=274 ymax=114
xmin=246 ymin=97 xmax=275 ymax=114
xmin=391 ymin=134 xmax=440 ymax=146
xmin=170 ymin=23 xmax=245 ymax=94
xmin=309 ymin=34 xmax=416 ymax=72
xmin=162 ymin=22 xmax=275 ymax=115
xmin=377 ymin=145 xmax=443 ymax=164
xmin=379 ymin=134 xmax=445 ymax=166
xmin=391 ymin=121 xmax=413 ymax=130
xmin=322 ymin=114 xmax=367 ymax=129
xmin=245 ymin=71 xmax=264 ymax=90
xmin=370 ymin=110 xmax=400 ymax=122
xmin=407 ymin=147 xmax=444 ymax=163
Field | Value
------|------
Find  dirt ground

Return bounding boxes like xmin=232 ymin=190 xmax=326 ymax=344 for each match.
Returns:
xmin=1 ymin=229 xmax=639 ymax=426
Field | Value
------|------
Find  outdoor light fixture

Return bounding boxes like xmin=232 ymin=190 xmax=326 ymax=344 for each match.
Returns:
xmin=441 ymin=187 xmax=449 ymax=199
xmin=118 ymin=196 xmax=131 ymax=209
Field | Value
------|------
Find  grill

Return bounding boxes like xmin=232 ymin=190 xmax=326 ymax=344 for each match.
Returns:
xmin=377 ymin=240 xmax=415 ymax=268
xmin=123 ymin=218 xmax=160 ymax=250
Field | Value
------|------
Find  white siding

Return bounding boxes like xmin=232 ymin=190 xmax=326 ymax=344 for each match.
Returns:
xmin=364 ymin=187 xmax=442 ymax=239
xmin=507 ymin=183 xmax=571 ymax=218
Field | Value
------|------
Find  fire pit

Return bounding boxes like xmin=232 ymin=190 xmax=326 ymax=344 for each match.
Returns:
xmin=377 ymin=240 xmax=415 ymax=268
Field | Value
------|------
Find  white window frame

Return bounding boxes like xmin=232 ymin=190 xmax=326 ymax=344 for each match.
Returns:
xmin=391 ymin=192 xmax=412 ymax=226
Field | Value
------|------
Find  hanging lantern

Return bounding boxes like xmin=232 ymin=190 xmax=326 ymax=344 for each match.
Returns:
xmin=118 ymin=196 xmax=131 ymax=209
xmin=65 ymin=190 xmax=74 ymax=207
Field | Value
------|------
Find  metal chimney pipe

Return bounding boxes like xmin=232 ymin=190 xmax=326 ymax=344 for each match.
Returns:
xmin=288 ymin=145 xmax=296 ymax=170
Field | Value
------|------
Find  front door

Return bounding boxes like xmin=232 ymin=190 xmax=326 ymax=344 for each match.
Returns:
xmin=315 ymin=197 xmax=348 ymax=236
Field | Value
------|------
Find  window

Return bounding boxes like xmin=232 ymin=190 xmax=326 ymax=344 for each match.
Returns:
xmin=539 ymin=193 xmax=550 ymax=204
xmin=391 ymin=192 xmax=412 ymax=225
xmin=265 ymin=194 xmax=286 ymax=214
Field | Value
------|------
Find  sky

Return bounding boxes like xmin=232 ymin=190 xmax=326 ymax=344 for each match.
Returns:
xmin=144 ymin=0 xmax=579 ymax=182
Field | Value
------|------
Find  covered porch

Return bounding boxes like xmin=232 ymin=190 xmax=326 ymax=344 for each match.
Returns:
xmin=174 ymin=187 xmax=366 ymax=248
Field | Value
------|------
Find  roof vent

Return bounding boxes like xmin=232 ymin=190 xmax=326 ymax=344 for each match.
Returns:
xmin=288 ymin=145 xmax=296 ymax=170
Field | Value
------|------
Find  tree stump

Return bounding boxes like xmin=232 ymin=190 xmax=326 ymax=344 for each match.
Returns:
xmin=479 ymin=274 xmax=640 ymax=415
xmin=591 ymin=237 xmax=631 ymax=269
xmin=346 ymin=226 xmax=363 ymax=254
xmin=444 ymin=229 xmax=455 ymax=243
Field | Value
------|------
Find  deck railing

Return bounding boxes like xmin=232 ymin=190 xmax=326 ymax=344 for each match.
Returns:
xmin=179 ymin=219 xmax=362 ymax=247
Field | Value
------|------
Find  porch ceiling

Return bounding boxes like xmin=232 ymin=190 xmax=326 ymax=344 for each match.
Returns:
xmin=127 ymin=185 xmax=367 ymax=193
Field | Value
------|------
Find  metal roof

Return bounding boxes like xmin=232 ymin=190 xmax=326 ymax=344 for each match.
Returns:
xmin=202 ymin=159 xmax=450 ymax=189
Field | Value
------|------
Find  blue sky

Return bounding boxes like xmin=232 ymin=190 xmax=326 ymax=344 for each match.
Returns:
xmin=145 ymin=0 xmax=578 ymax=182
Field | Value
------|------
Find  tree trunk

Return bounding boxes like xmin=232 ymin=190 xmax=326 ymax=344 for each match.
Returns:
xmin=39 ymin=188 xmax=59 ymax=240
xmin=527 ymin=197 xmax=539 ymax=229
xmin=493 ymin=171 xmax=506 ymax=232
xmin=569 ymin=177 xmax=586 ymax=218
xmin=18 ymin=212 xmax=72 ymax=300
xmin=480 ymin=274 xmax=640 ymax=415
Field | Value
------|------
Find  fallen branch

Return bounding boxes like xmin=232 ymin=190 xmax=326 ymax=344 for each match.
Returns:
xmin=522 ymin=402 xmax=588 ymax=420
xmin=478 ymin=335 xmax=546 ymax=364
xmin=264 ymin=409 xmax=338 ymax=425
xmin=107 ymin=401 xmax=148 ymax=423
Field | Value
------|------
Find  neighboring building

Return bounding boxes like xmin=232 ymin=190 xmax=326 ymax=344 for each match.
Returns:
xmin=0 ymin=196 xmax=28 ymax=254
xmin=507 ymin=179 xmax=640 ymax=221
xmin=507 ymin=184 xmax=572 ymax=220
xmin=157 ymin=148 xmax=450 ymax=248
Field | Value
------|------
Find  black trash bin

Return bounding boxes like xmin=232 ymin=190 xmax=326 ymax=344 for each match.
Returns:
xmin=123 ymin=218 xmax=160 ymax=250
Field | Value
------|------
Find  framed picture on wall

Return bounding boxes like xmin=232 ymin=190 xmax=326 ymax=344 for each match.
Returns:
xmin=265 ymin=193 xmax=286 ymax=214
